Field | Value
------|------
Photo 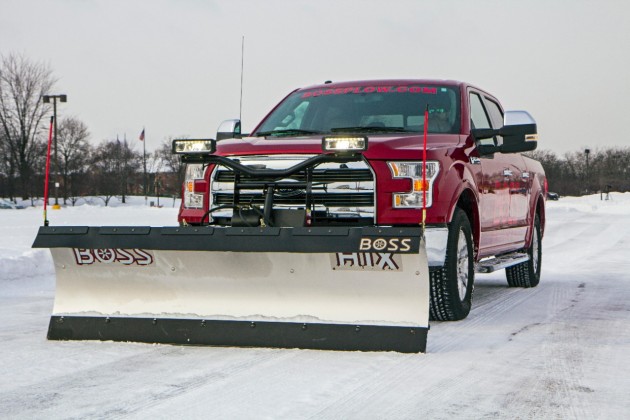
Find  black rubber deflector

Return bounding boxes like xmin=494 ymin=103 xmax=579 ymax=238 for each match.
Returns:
xmin=48 ymin=316 xmax=427 ymax=353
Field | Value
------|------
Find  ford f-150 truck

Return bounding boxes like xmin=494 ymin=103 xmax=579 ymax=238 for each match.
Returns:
xmin=177 ymin=79 xmax=547 ymax=322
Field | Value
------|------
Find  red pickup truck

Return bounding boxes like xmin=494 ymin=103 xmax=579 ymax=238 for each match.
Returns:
xmin=178 ymin=79 xmax=546 ymax=322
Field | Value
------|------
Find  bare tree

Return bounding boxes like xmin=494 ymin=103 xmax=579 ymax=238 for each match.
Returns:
xmin=526 ymin=147 xmax=630 ymax=197
xmin=155 ymin=137 xmax=185 ymax=185
xmin=92 ymin=138 xmax=141 ymax=205
xmin=0 ymin=129 xmax=12 ymax=197
xmin=57 ymin=117 xmax=92 ymax=204
xmin=0 ymin=53 xmax=56 ymax=199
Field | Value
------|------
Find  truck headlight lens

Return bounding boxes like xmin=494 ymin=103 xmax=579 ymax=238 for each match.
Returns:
xmin=183 ymin=164 xmax=205 ymax=209
xmin=388 ymin=161 xmax=440 ymax=208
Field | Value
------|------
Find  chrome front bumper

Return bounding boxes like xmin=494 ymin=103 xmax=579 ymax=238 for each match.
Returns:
xmin=425 ymin=226 xmax=449 ymax=267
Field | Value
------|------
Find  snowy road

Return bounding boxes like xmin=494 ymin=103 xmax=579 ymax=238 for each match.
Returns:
xmin=1 ymin=195 xmax=629 ymax=419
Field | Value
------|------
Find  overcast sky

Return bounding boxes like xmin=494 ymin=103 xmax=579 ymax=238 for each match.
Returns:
xmin=2 ymin=0 xmax=628 ymax=155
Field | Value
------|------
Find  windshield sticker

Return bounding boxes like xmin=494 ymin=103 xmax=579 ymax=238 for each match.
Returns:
xmin=302 ymin=86 xmax=438 ymax=98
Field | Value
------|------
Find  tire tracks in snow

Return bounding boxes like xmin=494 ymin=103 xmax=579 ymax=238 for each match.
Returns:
xmin=299 ymin=286 xmax=552 ymax=418
xmin=0 ymin=345 xmax=294 ymax=419
xmin=300 ymin=275 xmax=593 ymax=418
xmin=496 ymin=281 xmax=599 ymax=418
xmin=429 ymin=285 xmax=546 ymax=353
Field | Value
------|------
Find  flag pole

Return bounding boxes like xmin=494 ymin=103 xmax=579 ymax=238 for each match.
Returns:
xmin=140 ymin=128 xmax=147 ymax=205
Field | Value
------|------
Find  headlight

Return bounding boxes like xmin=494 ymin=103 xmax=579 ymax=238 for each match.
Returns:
xmin=183 ymin=164 xmax=205 ymax=209
xmin=388 ymin=161 xmax=440 ymax=208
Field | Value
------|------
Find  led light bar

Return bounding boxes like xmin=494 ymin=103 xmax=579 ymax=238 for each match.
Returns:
xmin=322 ymin=136 xmax=368 ymax=153
xmin=172 ymin=139 xmax=216 ymax=154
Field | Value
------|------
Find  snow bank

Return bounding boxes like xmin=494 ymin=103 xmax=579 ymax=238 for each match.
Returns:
xmin=547 ymin=191 xmax=630 ymax=215
xmin=0 ymin=198 xmax=179 ymax=294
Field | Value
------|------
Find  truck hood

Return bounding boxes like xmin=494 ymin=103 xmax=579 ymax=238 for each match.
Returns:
xmin=215 ymin=134 xmax=463 ymax=160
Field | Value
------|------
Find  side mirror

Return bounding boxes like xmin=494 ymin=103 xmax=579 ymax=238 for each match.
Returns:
xmin=499 ymin=110 xmax=538 ymax=153
xmin=471 ymin=128 xmax=500 ymax=156
xmin=472 ymin=110 xmax=538 ymax=155
xmin=216 ymin=119 xmax=241 ymax=141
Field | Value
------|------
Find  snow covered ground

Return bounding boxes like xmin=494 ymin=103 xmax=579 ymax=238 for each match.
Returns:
xmin=1 ymin=194 xmax=629 ymax=419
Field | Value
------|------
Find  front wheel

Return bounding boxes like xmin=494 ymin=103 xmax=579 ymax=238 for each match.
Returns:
xmin=429 ymin=208 xmax=475 ymax=321
xmin=506 ymin=214 xmax=542 ymax=288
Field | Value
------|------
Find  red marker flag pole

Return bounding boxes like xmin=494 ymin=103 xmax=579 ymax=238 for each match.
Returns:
xmin=422 ymin=105 xmax=429 ymax=232
xmin=43 ymin=116 xmax=54 ymax=226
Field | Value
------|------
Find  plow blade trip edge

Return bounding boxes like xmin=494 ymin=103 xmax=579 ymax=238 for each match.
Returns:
xmin=34 ymin=226 xmax=430 ymax=353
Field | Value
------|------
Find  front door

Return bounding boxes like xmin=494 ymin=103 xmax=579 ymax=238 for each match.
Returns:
xmin=469 ymin=92 xmax=513 ymax=254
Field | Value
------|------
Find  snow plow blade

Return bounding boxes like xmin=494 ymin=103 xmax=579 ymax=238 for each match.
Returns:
xmin=33 ymin=225 xmax=430 ymax=353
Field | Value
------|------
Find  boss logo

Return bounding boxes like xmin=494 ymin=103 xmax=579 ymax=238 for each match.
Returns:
xmin=359 ymin=238 xmax=412 ymax=252
xmin=73 ymin=248 xmax=154 ymax=266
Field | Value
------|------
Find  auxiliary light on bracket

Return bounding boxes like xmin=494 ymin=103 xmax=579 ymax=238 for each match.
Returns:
xmin=172 ymin=139 xmax=216 ymax=154
xmin=322 ymin=136 xmax=368 ymax=154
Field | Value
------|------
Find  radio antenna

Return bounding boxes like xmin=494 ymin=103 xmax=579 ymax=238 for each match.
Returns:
xmin=239 ymin=35 xmax=245 ymax=121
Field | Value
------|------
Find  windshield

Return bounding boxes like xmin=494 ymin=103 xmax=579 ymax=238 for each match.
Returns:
xmin=254 ymin=84 xmax=460 ymax=136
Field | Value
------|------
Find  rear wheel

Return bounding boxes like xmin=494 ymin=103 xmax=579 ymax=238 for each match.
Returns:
xmin=506 ymin=214 xmax=542 ymax=288
xmin=429 ymin=208 xmax=475 ymax=321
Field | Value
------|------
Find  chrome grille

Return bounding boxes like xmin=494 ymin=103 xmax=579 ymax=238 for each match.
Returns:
xmin=210 ymin=155 xmax=375 ymax=221
xmin=214 ymin=168 xmax=373 ymax=183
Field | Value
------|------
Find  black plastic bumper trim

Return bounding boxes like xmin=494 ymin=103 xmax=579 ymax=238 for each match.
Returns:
xmin=37 ymin=226 xmax=89 ymax=235
xmin=99 ymin=227 xmax=152 ymax=235
xmin=48 ymin=316 xmax=427 ymax=353
xmin=160 ymin=227 xmax=215 ymax=236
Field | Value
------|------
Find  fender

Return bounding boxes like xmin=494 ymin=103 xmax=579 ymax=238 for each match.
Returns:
xmin=523 ymin=158 xmax=547 ymax=248
xmin=435 ymin=145 xmax=481 ymax=238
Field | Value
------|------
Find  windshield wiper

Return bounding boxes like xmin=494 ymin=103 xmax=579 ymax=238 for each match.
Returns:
xmin=330 ymin=126 xmax=414 ymax=134
xmin=255 ymin=129 xmax=323 ymax=137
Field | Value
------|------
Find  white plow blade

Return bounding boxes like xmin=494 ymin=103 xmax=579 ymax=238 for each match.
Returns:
xmin=35 ymin=226 xmax=431 ymax=352
xmin=50 ymin=247 xmax=429 ymax=327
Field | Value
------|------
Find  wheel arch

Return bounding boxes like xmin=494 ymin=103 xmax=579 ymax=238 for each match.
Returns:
xmin=453 ymin=187 xmax=480 ymax=260
xmin=533 ymin=193 xmax=546 ymax=242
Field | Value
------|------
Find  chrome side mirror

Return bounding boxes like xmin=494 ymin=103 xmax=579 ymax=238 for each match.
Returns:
xmin=216 ymin=119 xmax=241 ymax=141
xmin=500 ymin=111 xmax=537 ymax=153
xmin=473 ymin=110 xmax=538 ymax=155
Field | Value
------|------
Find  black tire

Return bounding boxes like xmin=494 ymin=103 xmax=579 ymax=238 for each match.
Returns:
xmin=506 ymin=214 xmax=542 ymax=288
xmin=429 ymin=208 xmax=475 ymax=321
